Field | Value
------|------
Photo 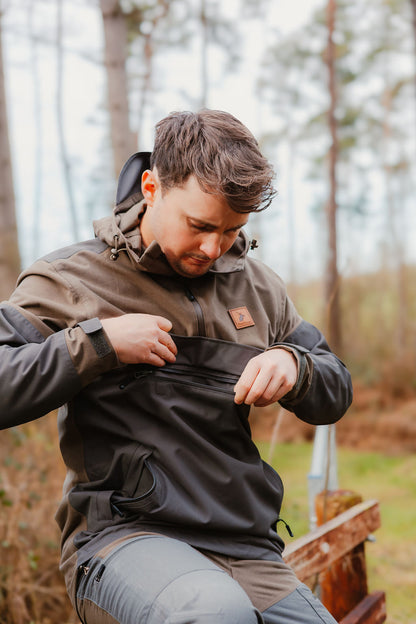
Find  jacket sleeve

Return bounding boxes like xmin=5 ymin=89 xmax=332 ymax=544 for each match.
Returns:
xmin=273 ymin=319 xmax=353 ymax=425
xmin=0 ymin=303 xmax=80 ymax=428
xmin=0 ymin=302 xmax=118 ymax=430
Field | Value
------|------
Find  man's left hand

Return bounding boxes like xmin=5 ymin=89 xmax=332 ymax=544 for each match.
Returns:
xmin=234 ymin=348 xmax=298 ymax=407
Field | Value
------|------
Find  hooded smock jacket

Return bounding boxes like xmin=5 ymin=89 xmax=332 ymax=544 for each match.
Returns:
xmin=0 ymin=155 xmax=352 ymax=605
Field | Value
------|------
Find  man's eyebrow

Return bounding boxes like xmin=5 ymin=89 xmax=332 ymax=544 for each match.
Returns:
xmin=227 ymin=223 xmax=247 ymax=231
xmin=188 ymin=218 xmax=247 ymax=231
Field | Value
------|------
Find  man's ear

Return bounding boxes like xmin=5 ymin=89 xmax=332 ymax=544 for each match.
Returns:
xmin=141 ymin=169 xmax=158 ymax=205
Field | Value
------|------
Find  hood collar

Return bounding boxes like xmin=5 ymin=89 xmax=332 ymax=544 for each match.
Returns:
xmin=93 ymin=151 xmax=252 ymax=275
xmin=93 ymin=199 xmax=251 ymax=276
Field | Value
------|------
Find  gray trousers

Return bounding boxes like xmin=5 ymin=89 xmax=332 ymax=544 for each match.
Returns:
xmin=76 ymin=534 xmax=338 ymax=624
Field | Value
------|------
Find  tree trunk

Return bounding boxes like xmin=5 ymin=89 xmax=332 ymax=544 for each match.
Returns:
xmin=287 ymin=132 xmax=297 ymax=296
xmin=324 ymin=0 xmax=342 ymax=353
xmin=411 ymin=0 xmax=416 ymax=100
xmin=29 ymin=0 xmax=43 ymax=259
xmin=100 ymin=0 xmax=136 ymax=178
xmin=136 ymin=31 xmax=153 ymax=147
xmin=200 ymin=0 xmax=208 ymax=108
xmin=136 ymin=1 xmax=170 ymax=145
xmin=0 ymin=11 xmax=21 ymax=300
xmin=56 ymin=0 xmax=79 ymax=241
xmin=380 ymin=8 xmax=408 ymax=354
xmin=410 ymin=0 xmax=416 ymax=161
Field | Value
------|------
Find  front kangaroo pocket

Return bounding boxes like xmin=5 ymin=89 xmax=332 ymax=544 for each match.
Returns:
xmin=110 ymin=365 xmax=283 ymax=532
xmin=74 ymin=336 xmax=284 ymax=536
xmin=69 ymin=442 xmax=157 ymax=530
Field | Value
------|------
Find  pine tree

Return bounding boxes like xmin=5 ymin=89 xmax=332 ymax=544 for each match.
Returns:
xmin=0 ymin=7 xmax=21 ymax=300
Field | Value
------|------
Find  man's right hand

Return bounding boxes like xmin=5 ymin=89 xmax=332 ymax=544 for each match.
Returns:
xmin=101 ymin=314 xmax=177 ymax=366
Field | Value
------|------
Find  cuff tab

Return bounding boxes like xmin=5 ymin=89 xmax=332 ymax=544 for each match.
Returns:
xmin=76 ymin=318 xmax=112 ymax=358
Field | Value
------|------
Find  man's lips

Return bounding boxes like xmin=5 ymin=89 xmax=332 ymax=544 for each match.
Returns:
xmin=187 ymin=256 xmax=212 ymax=265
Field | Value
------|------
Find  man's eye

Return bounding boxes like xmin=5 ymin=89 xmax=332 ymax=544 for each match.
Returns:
xmin=191 ymin=224 xmax=208 ymax=232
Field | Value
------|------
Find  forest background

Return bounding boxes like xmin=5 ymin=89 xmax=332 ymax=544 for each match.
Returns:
xmin=0 ymin=0 xmax=415 ymax=622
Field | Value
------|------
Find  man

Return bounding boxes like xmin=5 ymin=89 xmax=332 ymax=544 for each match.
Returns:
xmin=0 ymin=110 xmax=352 ymax=624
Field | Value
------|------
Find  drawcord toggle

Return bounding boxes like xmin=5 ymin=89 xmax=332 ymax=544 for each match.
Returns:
xmin=110 ymin=235 xmax=120 ymax=260
xmin=277 ymin=518 xmax=294 ymax=538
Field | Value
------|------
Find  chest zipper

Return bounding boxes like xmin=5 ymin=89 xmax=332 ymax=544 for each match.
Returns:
xmin=119 ymin=369 xmax=153 ymax=390
xmin=120 ymin=365 xmax=239 ymax=393
xmin=161 ymin=365 xmax=238 ymax=385
xmin=184 ymin=286 xmax=206 ymax=336
xmin=154 ymin=365 xmax=238 ymax=395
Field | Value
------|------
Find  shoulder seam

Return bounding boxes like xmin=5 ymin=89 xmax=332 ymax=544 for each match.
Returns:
xmin=40 ymin=239 xmax=108 ymax=264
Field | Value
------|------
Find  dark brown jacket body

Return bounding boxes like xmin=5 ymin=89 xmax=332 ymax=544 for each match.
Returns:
xmin=0 ymin=199 xmax=352 ymax=603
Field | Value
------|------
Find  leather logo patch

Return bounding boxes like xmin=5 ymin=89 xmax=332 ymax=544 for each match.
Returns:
xmin=228 ymin=306 xmax=255 ymax=330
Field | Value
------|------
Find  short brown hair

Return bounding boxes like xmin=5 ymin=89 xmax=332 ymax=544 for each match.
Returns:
xmin=150 ymin=109 xmax=276 ymax=213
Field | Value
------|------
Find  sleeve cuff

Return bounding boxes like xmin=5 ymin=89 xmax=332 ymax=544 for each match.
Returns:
xmin=267 ymin=342 xmax=311 ymax=405
xmin=76 ymin=318 xmax=113 ymax=358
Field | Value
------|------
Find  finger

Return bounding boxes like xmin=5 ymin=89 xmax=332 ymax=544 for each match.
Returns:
xmin=158 ymin=331 xmax=178 ymax=356
xmin=146 ymin=352 xmax=169 ymax=367
xmin=253 ymin=377 xmax=285 ymax=406
xmin=234 ymin=359 xmax=262 ymax=404
xmin=153 ymin=341 xmax=177 ymax=363
xmin=241 ymin=367 xmax=274 ymax=406
xmin=155 ymin=316 xmax=173 ymax=332
xmin=253 ymin=368 xmax=297 ymax=406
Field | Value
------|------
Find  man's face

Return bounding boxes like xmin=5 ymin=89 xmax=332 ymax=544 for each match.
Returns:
xmin=140 ymin=170 xmax=249 ymax=278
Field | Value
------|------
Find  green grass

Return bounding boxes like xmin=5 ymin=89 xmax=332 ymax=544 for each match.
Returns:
xmin=256 ymin=441 xmax=416 ymax=624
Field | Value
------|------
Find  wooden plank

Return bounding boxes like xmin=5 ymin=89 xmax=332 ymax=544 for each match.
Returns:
xmin=339 ymin=591 xmax=386 ymax=624
xmin=283 ymin=500 xmax=381 ymax=581
xmin=316 ymin=491 xmax=368 ymax=621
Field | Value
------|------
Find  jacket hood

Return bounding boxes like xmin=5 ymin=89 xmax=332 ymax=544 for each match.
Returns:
xmin=93 ymin=150 xmax=251 ymax=276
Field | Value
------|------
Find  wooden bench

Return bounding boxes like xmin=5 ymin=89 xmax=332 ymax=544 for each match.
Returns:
xmin=283 ymin=500 xmax=386 ymax=624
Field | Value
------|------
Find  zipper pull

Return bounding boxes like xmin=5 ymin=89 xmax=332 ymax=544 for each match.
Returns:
xmin=119 ymin=369 xmax=152 ymax=389
xmin=134 ymin=370 xmax=153 ymax=379
xmin=277 ymin=518 xmax=294 ymax=538
xmin=185 ymin=287 xmax=195 ymax=301
xmin=95 ymin=564 xmax=106 ymax=583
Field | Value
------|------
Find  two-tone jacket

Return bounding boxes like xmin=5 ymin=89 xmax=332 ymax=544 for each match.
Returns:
xmin=0 ymin=173 xmax=352 ymax=604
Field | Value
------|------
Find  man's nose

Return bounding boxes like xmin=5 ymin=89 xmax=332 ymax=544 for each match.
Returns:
xmin=199 ymin=233 xmax=222 ymax=259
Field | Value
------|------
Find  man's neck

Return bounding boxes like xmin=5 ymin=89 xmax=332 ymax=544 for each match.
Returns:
xmin=139 ymin=205 xmax=154 ymax=249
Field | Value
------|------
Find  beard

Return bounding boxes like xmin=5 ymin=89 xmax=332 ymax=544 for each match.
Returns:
xmin=164 ymin=249 xmax=216 ymax=278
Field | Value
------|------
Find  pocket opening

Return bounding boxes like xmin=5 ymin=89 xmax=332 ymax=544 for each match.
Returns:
xmin=111 ymin=459 xmax=157 ymax=517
